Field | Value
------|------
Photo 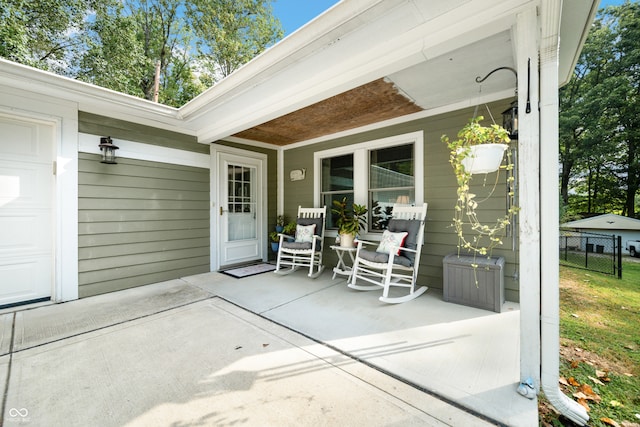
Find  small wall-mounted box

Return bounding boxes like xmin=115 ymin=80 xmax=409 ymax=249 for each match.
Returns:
xmin=443 ymin=254 xmax=505 ymax=313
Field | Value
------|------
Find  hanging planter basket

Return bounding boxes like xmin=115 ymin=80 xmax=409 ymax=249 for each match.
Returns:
xmin=441 ymin=116 xmax=519 ymax=273
xmin=461 ymin=143 xmax=508 ymax=174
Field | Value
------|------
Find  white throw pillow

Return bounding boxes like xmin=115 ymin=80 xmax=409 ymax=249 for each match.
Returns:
xmin=295 ymin=224 xmax=316 ymax=243
xmin=376 ymin=230 xmax=408 ymax=255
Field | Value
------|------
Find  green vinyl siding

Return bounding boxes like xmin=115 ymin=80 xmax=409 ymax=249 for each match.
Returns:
xmin=282 ymin=101 xmax=520 ymax=302
xmin=78 ymin=153 xmax=210 ymax=297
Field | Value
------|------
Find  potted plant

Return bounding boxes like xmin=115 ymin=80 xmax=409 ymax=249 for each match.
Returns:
xmin=270 ymin=221 xmax=296 ymax=252
xmin=444 ymin=116 xmax=510 ymax=175
xmin=331 ymin=197 xmax=368 ymax=247
xmin=275 ymin=215 xmax=286 ymax=233
xmin=441 ymin=116 xmax=518 ymax=283
xmin=269 ymin=231 xmax=280 ymax=252
xmin=283 ymin=221 xmax=297 ymax=237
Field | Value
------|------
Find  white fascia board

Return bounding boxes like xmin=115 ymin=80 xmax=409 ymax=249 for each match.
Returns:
xmin=79 ymin=133 xmax=209 ymax=169
xmin=0 ymin=59 xmax=194 ymax=136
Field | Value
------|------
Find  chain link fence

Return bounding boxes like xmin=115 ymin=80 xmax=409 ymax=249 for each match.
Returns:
xmin=559 ymin=231 xmax=622 ymax=278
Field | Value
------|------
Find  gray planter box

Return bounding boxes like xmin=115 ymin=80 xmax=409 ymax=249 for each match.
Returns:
xmin=443 ymin=254 xmax=505 ymax=313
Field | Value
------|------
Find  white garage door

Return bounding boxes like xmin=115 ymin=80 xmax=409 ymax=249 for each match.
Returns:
xmin=0 ymin=115 xmax=54 ymax=307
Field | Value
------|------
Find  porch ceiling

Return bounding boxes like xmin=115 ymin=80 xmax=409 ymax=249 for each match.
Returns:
xmin=231 ymin=78 xmax=423 ymax=146
xmin=229 ymin=30 xmax=515 ymax=146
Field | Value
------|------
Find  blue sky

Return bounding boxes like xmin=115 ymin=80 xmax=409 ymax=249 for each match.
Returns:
xmin=600 ymin=0 xmax=637 ymax=7
xmin=272 ymin=0 xmax=340 ymax=35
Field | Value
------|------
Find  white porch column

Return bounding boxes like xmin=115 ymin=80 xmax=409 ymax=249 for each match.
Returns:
xmin=278 ymin=148 xmax=284 ymax=214
xmin=516 ymin=7 xmax=541 ymax=390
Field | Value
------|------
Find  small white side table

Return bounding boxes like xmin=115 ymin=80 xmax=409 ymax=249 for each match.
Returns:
xmin=330 ymin=245 xmax=357 ymax=281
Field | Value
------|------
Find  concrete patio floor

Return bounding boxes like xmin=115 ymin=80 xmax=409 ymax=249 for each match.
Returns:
xmin=0 ymin=267 xmax=538 ymax=426
xmin=185 ymin=268 xmax=538 ymax=427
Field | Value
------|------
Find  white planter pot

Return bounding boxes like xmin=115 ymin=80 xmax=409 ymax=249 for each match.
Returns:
xmin=461 ymin=144 xmax=508 ymax=174
xmin=339 ymin=233 xmax=355 ymax=248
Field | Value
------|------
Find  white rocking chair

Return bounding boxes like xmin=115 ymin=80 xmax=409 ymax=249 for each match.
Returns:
xmin=274 ymin=206 xmax=326 ymax=278
xmin=349 ymin=203 xmax=428 ymax=303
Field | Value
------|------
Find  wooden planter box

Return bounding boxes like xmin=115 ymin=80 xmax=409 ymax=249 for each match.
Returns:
xmin=443 ymin=254 xmax=505 ymax=313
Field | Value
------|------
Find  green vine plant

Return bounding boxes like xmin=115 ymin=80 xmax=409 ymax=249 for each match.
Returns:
xmin=441 ymin=116 xmax=519 ymax=283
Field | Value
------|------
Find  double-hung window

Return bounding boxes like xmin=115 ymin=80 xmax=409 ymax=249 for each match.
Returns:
xmin=320 ymin=154 xmax=354 ymax=229
xmin=314 ymin=131 xmax=423 ymax=235
xmin=369 ymin=143 xmax=415 ymax=230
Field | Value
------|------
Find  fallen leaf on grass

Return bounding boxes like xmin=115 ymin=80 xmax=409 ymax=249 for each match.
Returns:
xmin=575 ymin=384 xmax=601 ymax=402
xmin=568 ymin=377 xmax=581 ymax=386
xmin=571 ymin=360 xmax=580 ymax=368
xmin=596 ymin=370 xmax=612 ymax=382
xmin=589 ymin=376 xmax=605 ymax=386
xmin=571 ymin=313 xmax=580 ymax=318
xmin=600 ymin=417 xmax=620 ymax=427
xmin=573 ymin=391 xmax=601 ymax=403
xmin=623 ymin=373 xmax=634 ymax=377
xmin=559 ymin=377 xmax=569 ymax=386
xmin=610 ymin=400 xmax=624 ymax=407
xmin=576 ymin=398 xmax=590 ymax=412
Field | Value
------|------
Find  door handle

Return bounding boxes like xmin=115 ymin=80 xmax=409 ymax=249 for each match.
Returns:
xmin=220 ymin=206 xmax=226 ymax=216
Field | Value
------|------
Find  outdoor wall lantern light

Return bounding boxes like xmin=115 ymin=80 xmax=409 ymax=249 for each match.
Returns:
xmin=99 ymin=136 xmax=119 ymax=164
xmin=502 ymin=101 xmax=518 ymax=140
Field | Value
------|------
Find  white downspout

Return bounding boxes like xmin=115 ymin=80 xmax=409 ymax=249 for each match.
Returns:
xmin=539 ymin=0 xmax=589 ymax=424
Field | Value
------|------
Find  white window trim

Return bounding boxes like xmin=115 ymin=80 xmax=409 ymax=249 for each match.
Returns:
xmin=313 ymin=131 xmax=424 ymax=240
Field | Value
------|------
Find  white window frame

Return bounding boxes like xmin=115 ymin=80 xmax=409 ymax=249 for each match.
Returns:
xmin=314 ymin=131 xmax=424 ymax=240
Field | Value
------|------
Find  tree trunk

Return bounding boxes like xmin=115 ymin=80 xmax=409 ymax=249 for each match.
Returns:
xmin=561 ymin=159 xmax=572 ymax=205
xmin=626 ymin=137 xmax=638 ymax=218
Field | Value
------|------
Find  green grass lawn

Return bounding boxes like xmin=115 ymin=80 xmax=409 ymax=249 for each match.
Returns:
xmin=541 ymin=260 xmax=640 ymax=426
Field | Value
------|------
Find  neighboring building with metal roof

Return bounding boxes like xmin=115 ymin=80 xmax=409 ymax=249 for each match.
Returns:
xmin=562 ymin=213 xmax=640 ymax=255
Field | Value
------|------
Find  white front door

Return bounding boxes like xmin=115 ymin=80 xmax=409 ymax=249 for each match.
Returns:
xmin=217 ymin=152 xmax=264 ymax=267
xmin=0 ymin=115 xmax=54 ymax=307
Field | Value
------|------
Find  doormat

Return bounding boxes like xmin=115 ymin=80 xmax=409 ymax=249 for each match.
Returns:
xmin=220 ymin=263 xmax=277 ymax=279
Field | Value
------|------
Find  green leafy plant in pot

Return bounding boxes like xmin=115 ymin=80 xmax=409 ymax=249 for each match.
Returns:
xmin=331 ymin=197 xmax=368 ymax=247
xmin=283 ymin=221 xmax=297 ymax=236
xmin=269 ymin=231 xmax=280 ymax=252
xmin=270 ymin=220 xmax=296 ymax=252
xmin=441 ymin=116 xmax=518 ymax=284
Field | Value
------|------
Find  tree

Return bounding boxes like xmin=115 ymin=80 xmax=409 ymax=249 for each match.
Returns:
xmin=186 ymin=0 xmax=283 ymax=80
xmin=76 ymin=1 xmax=147 ymax=98
xmin=559 ymin=2 xmax=640 ymax=218
xmin=606 ymin=2 xmax=640 ymax=217
xmin=0 ymin=0 xmax=100 ymax=74
xmin=2 ymin=0 xmax=283 ymax=107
